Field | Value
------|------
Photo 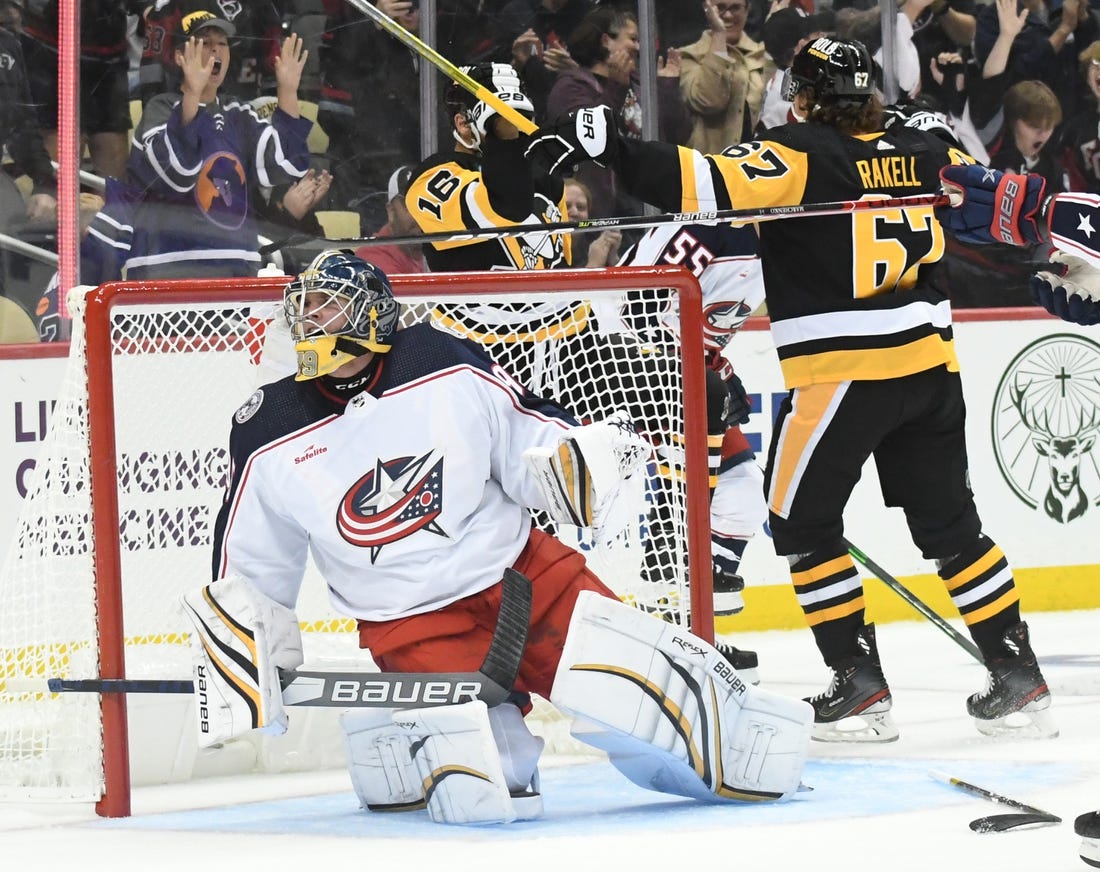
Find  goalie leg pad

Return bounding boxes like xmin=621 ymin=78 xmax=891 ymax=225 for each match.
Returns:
xmin=399 ymin=701 xmax=541 ymax=825
xmin=341 ymin=708 xmax=426 ymax=812
xmin=551 ymin=591 xmax=812 ymax=803
xmin=180 ymin=575 xmax=303 ymax=747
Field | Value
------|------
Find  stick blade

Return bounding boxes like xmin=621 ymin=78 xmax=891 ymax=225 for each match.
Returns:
xmin=970 ymin=813 xmax=1063 ymax=833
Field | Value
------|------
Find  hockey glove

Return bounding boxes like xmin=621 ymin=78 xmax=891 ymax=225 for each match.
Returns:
xmin=465 ymin=62 xmax=535 ymax=141
xmin=937 ymin=164 xmax=1048 ymax=247
xmin=705 ymin=352 xmax=751 ymax=426
xmin=1030 ymin=251 xmax=1100 ymax=325
xmin=524 ymin=105 xmax=619 ymax=177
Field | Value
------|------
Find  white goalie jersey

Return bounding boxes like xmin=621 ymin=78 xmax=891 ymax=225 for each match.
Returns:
xmin=212 ymin=324 xmax=580 ymax=621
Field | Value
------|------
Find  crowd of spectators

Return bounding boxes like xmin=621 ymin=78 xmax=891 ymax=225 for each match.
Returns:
xmin=4 ymin=0 xmax=1100 ymax=340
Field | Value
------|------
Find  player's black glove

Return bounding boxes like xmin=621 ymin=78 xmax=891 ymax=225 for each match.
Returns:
xmin=524 ymin=105 xmax=619 ymax=176
xmin=1030 ymin=252 xmax=1100 ymax=325
xmin=706 ymin=352 xmax=752 ymax=426
xmin=723 ymin=372 xmax=751 ymax=426
xmin=937 ymin=164 xmax=1048 ymax=247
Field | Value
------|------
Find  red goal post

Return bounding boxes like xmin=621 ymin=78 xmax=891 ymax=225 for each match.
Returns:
xmin=0 ymin=266 xmax=712 ymax=817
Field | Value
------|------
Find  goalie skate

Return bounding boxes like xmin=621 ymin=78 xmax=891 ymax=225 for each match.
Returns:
xmin=805 ymin=624 xmax=898 ymax=743
xmin=967 ymin=621 xmax=1057 ymax=740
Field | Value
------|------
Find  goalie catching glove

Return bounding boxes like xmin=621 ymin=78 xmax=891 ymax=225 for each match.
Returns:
xmin=524 ymin=105 xmax=619 ymax=176
xmin=524 ymin=410 xmax=651 ymax=532
xmin=180 ymin=575 xmax=303 ymax=747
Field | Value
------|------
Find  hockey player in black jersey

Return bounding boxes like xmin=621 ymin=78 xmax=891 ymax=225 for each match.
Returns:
xmin=526 ymin=36 xmax=1056 ymax=743
xmin=406 ymin=61 xmax=570 ymax=273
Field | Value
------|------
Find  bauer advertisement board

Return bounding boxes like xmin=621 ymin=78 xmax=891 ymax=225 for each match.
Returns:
xmin=1 ymin=309 xmax=1098 ymax=623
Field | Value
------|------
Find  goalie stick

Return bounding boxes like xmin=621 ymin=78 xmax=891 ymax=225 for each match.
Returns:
xmin=49 ymin=568 xmax=532 ymax=709
xmin=930 ymin=770 xmax=1063 ymax=833
xmin=843 ymin=538 xmax=983 ymax=664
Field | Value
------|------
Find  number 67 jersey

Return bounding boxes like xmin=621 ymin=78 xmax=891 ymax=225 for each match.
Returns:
xmin=618 ymin=121 xmax=975 ymax=390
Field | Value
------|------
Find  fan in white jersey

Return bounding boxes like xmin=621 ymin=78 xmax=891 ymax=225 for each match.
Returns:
xmin=616 ymin=220 xmax=766 ymax=680
xmin=181 ymin=249 xmax=813 ymax=825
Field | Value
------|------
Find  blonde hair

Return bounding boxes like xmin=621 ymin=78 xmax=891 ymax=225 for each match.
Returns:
xmin=1079 ymin=41 xmax=1100 ymax=80
xmin=564 ymin=178 xmax=593 ymax=208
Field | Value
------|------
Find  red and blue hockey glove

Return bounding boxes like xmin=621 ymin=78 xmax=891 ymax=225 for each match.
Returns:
xmin=937 ymin=164 xmax=1048 ymax=247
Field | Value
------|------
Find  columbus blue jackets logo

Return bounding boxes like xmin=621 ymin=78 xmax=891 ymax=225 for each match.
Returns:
xmin=337 ymin=451 xmax=448 ymax=560
xmin=195 ymin=151 xmax=248 ymax=230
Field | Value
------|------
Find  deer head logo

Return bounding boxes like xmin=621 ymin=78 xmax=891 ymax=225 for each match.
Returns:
xmin=1009 ymin=378 xmax=1099 ymax=523
xmin=992 ymin=335 xmax=1100 ymax=523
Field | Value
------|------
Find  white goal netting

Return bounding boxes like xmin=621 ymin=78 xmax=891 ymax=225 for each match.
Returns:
xmin=0 ymin=269 xmax=709 ymax=808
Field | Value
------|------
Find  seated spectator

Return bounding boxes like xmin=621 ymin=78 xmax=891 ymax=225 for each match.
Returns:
xmin=678 ymin=0 xmax=771 ymax=150
xmin=757 ymin=6 xmax=834 ymax=131
xmin=255 ymin=168 xmax=335 ymax=275
xmin=317 ymin=0 xmax=422 ymax=215
xmin=355 ymin=164 xmax=426 ymax=275
xmin=1060 ymin=41 xmax=1100 ymax=192
xmin=20 ymin=0 xmax=131 ymax=179
xmin=123 ymin=13 xmax=312 ymax=279
xmin=563 ymin=178 xmax=621 ymax=267
xmin=138 ymin=1 xmax=286 ymax=105
xmin=546 ymin=6 xmax=689 ymax=218
xmin=493 ymin=0 xmax=593 ymax=121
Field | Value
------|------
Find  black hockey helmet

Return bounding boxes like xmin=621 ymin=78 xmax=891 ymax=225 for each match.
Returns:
xmin=782 ymin=36 xmax=875 ymax=107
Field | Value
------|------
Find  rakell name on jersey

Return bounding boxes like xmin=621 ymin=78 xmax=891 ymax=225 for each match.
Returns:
xmin=855 ymin=156 xmax=920 ymax=189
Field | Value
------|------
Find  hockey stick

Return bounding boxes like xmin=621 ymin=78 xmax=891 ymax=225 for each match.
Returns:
xmin=348 ymin=0 xmax=537 ymax=135
xmin=48 ymin=568 xmax=532 ymax=709
xmin=259 ymin=193 xmax=951 ymax=256
xmin=843 ymin=538 xmax=984 ymax=664
xmin=929 ymin=770 xmax=1062 ymax=832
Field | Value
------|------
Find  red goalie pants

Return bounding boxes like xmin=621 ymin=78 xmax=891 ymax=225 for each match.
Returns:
xmin=356 ymin=528 xmax=617 ymax=708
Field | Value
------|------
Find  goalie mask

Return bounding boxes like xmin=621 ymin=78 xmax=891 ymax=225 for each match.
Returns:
xmin=283 ymin=249 xmax=400 ymax=380
xmin=782 ymin=36 xmax=875 ymax=108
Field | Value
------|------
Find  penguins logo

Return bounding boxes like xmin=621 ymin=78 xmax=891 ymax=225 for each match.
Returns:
xmin=195 ymin=151 xmax=248 ymax=230
xmin=991 ymin=334 xmax=1100 ymax=524
xmin=337 ymin=451 xmax=448 ymax=561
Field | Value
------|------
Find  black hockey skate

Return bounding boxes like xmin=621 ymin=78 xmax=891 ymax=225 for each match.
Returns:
xmin=715 ymin=640 xmax=759 ymax=685
xmin=1076 ymin=811 xmax=1100 ymax=868
xmin=712 ymin=567 xmax=745 ymax=616
xmin=967 ymin=621 xmax=1057 ymax=739
xmin=804 ymin=623 xmax=897 ymax=743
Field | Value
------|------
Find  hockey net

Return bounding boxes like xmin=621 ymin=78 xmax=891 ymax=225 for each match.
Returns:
xmin=0 ymin=267 xmax=710 ymax=815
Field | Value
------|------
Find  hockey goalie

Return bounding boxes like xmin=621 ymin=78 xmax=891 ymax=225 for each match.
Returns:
xmin=181 ymin=249 xmax=813 ymax=825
